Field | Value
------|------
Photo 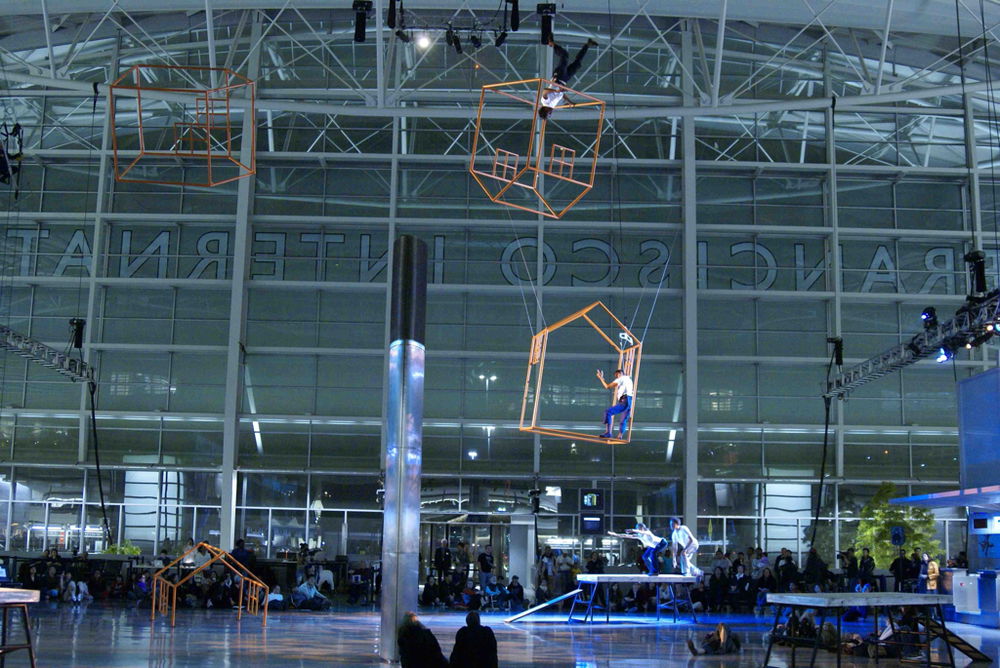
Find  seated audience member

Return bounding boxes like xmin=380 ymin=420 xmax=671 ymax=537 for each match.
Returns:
xmin=108 ymin=575 xmax=126 ymax=599
xmin=231 ymin=539 xmax=254 ymax=568
xmin=396 ymin=610 xmax=448 ymax=668
xmin=711 ymin=549 xmax=731 ymax=573
xmin=42 ymin=566 xmax=61 ymax=602
xmin=266 ymin=585 xmax=288 ymax=611
xmin=689 ymin=580 xmax=708 ymax=612
xmin=292 ymin=575 xmax=330 ymax=610
xmin=60 ymin=571 xmax=76 ymax=602
xmin=729 ymin=564 xmax=753 ymax=608
xmin=482 ymin=575 xmax=502 ymax=610
xmin=708 ymin=567 xmax=729 ymax=612
xmin=181 ymin=538 xmax=197 ymax=563
xmin=23 ymin=565 xmax=42 ymax=592
xmin=506 ymin=575 xmax=525 ymax=611
xmin=688 ymin=622 xmax=741 ymax=656
xmin=775 ymin=548 xmax=798 ymax=591
xmin=449 ymin=610 xmax=498 ymax=668
xmin=420 ymin=576 xmax=439 ymax=607
xmin=460 ymin=581 xmax=481 ymax=611
xmin=755 ymin=567 xmax=778 ymax=610
xmin=152 ymin=548 xmax=171 ymax=569
xmin=191 ymin=544 xmax=212 ymax=569
xmin=74 ymin=577 xmax=93 ymax=603
xmin=533 ymin=579 xmax=552 ymax=607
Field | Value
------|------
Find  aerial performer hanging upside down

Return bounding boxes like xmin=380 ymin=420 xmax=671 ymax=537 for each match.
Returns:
xmin=608 ymin=523 xmax=668 ymax=576
xmin=596 ymin=367 xmax=632 ymax=439
xmin=538 ymin=37 xmax=599 ymax=120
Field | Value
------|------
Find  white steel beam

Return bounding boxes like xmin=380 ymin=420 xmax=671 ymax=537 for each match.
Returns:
xmin=874 ymin=0 xmax=894 ymax=94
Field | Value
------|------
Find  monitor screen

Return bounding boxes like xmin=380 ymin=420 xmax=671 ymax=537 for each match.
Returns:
xmin=973 ymin=517 xmax=988 ymax=529
xmin=581 ymin=489 xmax=603 ymax=511
xmin=580 ymin=514 xmax=604 ymax=535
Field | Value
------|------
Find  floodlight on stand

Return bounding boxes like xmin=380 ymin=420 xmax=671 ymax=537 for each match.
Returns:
xmin=395 ymin=29 xmax=410 ymax=43
xmin=494 ymin=30 xmax=508 ymax=47
xmin=921 ymin=307 xmax=938 ymax=329
xmin=352 ymin=0 xmax=372 ymax=43
xmin=537 ymin=3 xmax=556 ymax=45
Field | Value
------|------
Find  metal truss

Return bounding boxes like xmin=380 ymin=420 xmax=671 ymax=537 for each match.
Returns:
xmin=825 ymin=292 xmax=1000 ymax=399
xmin=0 ymin=324 xmax=95 ymax=383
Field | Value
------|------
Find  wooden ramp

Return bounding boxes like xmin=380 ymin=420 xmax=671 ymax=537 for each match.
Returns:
xmin=505 ymin=589 xmax=583 ymax=623
xmin=923 ymin=617 xmax=992 ymax=663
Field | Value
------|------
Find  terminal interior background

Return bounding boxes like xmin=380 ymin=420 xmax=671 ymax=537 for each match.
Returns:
xmin=0 ymin=0 xmax=996 ymax=575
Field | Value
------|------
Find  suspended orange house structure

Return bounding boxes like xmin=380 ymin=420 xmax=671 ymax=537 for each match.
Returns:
xmin=520 ymin=302 xmax=641 ymax=445
xmin=469 ymin=78 xmax=605 ymax=219
xmin=151 ymin=541 xmax=268 ymax=627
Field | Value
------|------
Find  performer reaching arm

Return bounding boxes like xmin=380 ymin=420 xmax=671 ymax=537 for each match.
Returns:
xmin=609 ymin=523 xmax=668 ymax=576
xmin=597 ymin=368 xmax=633 ymax=439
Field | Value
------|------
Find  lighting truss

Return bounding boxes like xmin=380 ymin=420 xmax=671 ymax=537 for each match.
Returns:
xmin=0 ymin=324 xmax=95 ymax=383
xmin=824 ymin=291 xmax=1000 ymax=399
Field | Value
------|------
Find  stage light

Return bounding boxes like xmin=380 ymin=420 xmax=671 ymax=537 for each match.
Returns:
xmin=416 ymin=34 xmax=430 ymax=49
xmin=494 ymin=30 xmax=508 ymax=47
xmin=395 ymin=29 xmax=410 ymax=43
xmin=470 ymin=33 xmax=482 ymax=49
xmin=446 ymin=27 xmax=455 ymax=46
xmin=935 ymin=346 xmax=953 ymax=363
xmin=352 ymin=0 xmax=372 ymax=43
xmin=921 ymin=307 xmax=938 ymax=329
xmin=510 ymin=0 xmax=520 ymax=31
xmin=453 ymin=33 xmax=463 ymax=54
xmin=537 ymin=3 xmax=555 ymax=45
xmin=387 ymin=0 xmax=396 ymax=28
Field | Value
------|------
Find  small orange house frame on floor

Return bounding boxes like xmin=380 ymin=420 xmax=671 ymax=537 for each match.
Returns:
xmin=519 ymin=301 xmax=642 ymax=445
xmin=151 ymin=542 xmax=269 ymax=627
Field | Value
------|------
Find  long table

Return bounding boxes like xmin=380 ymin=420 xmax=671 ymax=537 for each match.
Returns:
xmin=763 ymin=592 xmax=955 ymax=668
xmin=0 ymin=588 xmax=38 ymax=668
xmin=570 ymin=573 xmax=698 ymax=624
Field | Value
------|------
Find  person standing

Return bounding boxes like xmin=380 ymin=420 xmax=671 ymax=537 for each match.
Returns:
xmin=433 ymin=539 xmax=452 ymax=586
xmin=455 ymin=541 xmax=471 ymax=582
xmin=449 ymin=610 xmax=498 ymax=668
xmin=596 ymin=368 xmax=634 ymax=439
xmin=859 ymin=547 xmax=876 ymax=588
xmin=669 ymin=517 xmax=702 ymax=578
xmin=919 ymin=552 xmax=940 ymax=593
xmin=477 ymin=544 xmax=495 ymax=592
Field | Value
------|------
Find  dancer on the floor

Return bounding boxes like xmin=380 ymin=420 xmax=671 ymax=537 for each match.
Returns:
xmin=608 ymin=523 xmax=667 ymax=575
xmin=669 ymin=517 xmax=703 ymax=578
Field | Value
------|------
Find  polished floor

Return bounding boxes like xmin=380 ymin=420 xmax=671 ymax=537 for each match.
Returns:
xmin=3 ymin=601 xmax=999 ymax=666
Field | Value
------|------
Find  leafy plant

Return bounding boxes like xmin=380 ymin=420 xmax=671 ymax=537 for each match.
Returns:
xmin=102 ymin=539 xmax=142 ymax=556
xmin=852 ymin=481 xmax=942 ymax=568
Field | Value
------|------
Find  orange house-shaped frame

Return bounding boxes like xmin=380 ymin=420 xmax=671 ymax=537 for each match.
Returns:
xmin=519 ymin=302 xmax=642 ymax=445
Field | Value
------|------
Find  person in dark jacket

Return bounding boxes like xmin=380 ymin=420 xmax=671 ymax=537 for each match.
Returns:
xmin=449 ymin=610 xmax=498 ymax=668
xmin=397 ymin=611 xmax=448 ymax=668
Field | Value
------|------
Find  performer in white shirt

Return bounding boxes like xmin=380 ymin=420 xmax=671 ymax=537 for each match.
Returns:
xmin=669 ymin=517 xmax=703 ymax=578
xmin=538 ymin=38 xmax=598 ymax=121
xmin=597 ymin=367 xmax=633 ymax=438
xmin=609 ymin=523 xmax=668 ymax=576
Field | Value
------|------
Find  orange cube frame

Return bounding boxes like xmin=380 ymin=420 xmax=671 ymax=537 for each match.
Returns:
xmin=110 ymin=65 xmax=255 ymax=187
xmin=519 ymin=302 xmax=642 ymax=445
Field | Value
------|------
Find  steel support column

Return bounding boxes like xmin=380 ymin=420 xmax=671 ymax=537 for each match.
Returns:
xmin=681 ymin=25 xmax=699 ymax=530
xmin=379 ymin=235 xmax=427 ymax=662
xmin=220 ymin=13 xmax=262 ymax=552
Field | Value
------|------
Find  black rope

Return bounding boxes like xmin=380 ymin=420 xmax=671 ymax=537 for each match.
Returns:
xmin=87 ymin=381 xmax=113 ymax=547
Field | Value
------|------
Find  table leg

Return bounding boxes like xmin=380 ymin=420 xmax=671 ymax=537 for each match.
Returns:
xmin=19 ymin=605 xmax=35 ymax=668
xmin=584 ymin=583 xmax=596 ymax=622
xmin=686 ymin=583 xmax=698 ymax=623
xmin=761 ymin=605 xmax=781 ymax=668
xmin=836 ymin=607 xmax=842 ymax=668
xmin=605 ymin=583 xmax=610 ymax=623
xmin=655 ymin=583 xmax=661 ymax=623
xmin=1 ymin=605 xmax=8 ymax=668
xmin=873 ymin=606 xmax=879 ymax=665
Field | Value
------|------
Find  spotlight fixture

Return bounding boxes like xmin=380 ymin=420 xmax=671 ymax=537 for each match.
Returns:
xmin=395 ymin=29 xmax=410 ymax=43
xmin=352 ymin=0 xmax=373 ymax=44
xmin=509 ymin=0 xmax=520 ymax=31
xmin=470 ymin=33 xmax=482 ymax=49
xmin=537 ymin=3 xmax=555 ymax=45
xmin=966 ymin=249 xmax=987 ymax=296
xmin=935 ymin=346 xmax=953 ymax=363
xmin=453 ymin=32 xmax=463 ymax=54
xmin=446 ymin=27 xmax=455 ymax=47
xmin=387 ymin=0 xmax=396 ymax=29
xmin=920 ymin=306 xmax=938 ymax=329
xmin=494 ymin=30 xmax=508 ymax=47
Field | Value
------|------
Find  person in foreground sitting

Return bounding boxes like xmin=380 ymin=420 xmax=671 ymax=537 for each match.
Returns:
xmin=396 ymin=610 xmax=448 ymax=668
xmin=292 ymin=575 xmax=330 ymax=610
xmin=449 ymin=610 xmax=498 ymax=668
xmin=688 ymin=622 xmax=741 ymax=656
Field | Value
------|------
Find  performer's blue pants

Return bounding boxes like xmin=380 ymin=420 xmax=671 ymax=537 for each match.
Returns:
xmin=643 ymin=539 xmax=668 ymax=575
xmin=604 ymin=395 xmax=632 ymax=435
